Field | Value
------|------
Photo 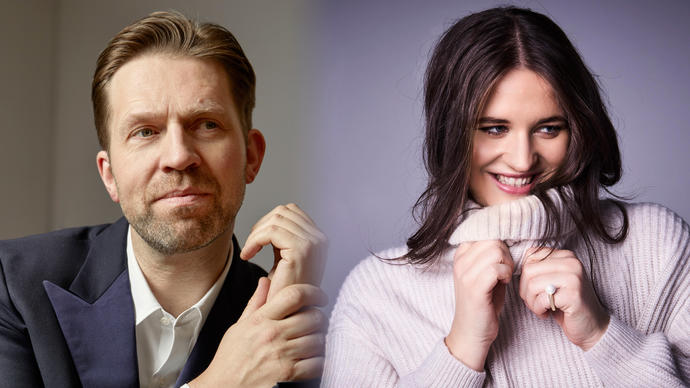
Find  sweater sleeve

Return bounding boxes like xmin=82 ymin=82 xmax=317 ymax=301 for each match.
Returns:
xmin=584 ymin=314 xmax=688 ymax=387
xmin=323 ymin=330 xmax=400 ymax=387
xmin=322 ymin=258 xmax=486 ymax=387
xmin=323 ymin=317 xmax=485 ymax=387
xmin=398 ymin=340 xmax=486 ymax=387
xmin=584 ymin=205 xmax=690 ymax=387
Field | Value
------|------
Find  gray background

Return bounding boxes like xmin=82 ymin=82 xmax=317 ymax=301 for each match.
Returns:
xmin=1 ymin=0 xmax=320 ymax=274
xmin=2 ymin=0 xmax=688 ymax=308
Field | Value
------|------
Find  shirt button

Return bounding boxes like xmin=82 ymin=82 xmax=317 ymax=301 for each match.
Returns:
xmin=160 ymin=316 xmax=171 ymax=326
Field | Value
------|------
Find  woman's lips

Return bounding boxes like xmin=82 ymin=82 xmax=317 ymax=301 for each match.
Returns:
xmin=491 ymin=173 xmax=535 ymax=195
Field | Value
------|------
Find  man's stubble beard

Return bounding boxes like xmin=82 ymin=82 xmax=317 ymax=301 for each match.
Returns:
xmin=118 ymin=169 xmax=245 ymax=255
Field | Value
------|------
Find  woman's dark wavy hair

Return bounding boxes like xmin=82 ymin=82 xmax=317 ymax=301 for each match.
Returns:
xmin=405 ymin=6 xmax=629 ymax=265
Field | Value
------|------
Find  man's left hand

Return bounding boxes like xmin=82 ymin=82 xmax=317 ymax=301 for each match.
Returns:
xmin=240 ymin=203 xmax=327 ymax=300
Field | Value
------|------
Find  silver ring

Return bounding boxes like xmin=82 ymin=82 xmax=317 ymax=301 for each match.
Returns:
xmin=545 ymin=284 xmax=557 ymax=311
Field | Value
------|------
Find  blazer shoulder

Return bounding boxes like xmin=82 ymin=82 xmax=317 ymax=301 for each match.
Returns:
xmin=2 ymin=222 xmax=112 ymax=252
xmin=0 ymin=220 xmax=123 ymax=284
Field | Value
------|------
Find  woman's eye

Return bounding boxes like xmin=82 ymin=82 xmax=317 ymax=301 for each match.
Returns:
xmin=536 ymin=125 xmax=563 ymax=137
xmin=134 ymin=128 xmax=155 ymax=138
xmin=478 ymin=126 xmax=508 ymax=136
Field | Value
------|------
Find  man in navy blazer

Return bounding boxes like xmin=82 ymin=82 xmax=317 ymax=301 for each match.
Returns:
xmin=0 ymin=11 xmax=327 ymax=388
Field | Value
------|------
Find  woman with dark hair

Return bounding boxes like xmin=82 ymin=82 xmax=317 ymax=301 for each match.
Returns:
xmin=323 ymin=6 xmax=689 ymax=387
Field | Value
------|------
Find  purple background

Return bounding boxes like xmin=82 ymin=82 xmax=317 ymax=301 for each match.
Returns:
xmin=308 ymin=0 xmax=690 ymax=305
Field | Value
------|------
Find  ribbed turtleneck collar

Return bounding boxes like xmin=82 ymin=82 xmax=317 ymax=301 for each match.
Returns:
xmin=446 ymin=188 xmax=578 ymax=275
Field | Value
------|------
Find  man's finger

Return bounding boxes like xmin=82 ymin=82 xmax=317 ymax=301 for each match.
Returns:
xmin=248 ymin=214 xmax=312 ymax=248
xmin=239 ymin=277 xmax=270 ymax=321
xmin=250 ymin=204 xmax=316 ymax=234
xmin=268 ymin=257 xmax=299 ymax=301
xmin=285 ymin=203 xmax=316 ymax=225
xmin=279 ymin=307 xmax=327 ymax=339
xmin=240 ymin=225 xmax=306 ymax=261
xmin=260 ymin=284 xmax=328 ymax=320
xmin=284 ymin=333 xmax=326 ymax=360
xmin=290 ymin=356 xmax=325 ymax=381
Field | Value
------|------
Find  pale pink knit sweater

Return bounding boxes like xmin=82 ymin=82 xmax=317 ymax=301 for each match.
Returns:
xmin=323 ymin=194 xmax=689 ymax=387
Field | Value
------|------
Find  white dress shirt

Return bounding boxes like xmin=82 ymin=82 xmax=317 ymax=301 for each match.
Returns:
xmin=127 ymin=228 xmax=232 ymax=388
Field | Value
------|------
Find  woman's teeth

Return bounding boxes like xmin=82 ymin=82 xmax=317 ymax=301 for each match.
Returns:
xmin=496 ymin=174 xmax=533 ymax=187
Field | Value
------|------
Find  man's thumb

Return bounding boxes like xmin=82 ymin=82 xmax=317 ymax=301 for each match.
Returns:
xmin=240 ymin=277 xmax=270 ymax=320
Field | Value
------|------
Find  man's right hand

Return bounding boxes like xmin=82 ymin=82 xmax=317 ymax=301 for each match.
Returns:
xmin=189 ymin=277 xmax=328 ymax=387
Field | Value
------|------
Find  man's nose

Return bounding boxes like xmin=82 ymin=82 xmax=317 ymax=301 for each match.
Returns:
xmin=159 ymin=125 xmax=201 ymax=172
xmin=503 ymin=132 xmax=536 ymax=172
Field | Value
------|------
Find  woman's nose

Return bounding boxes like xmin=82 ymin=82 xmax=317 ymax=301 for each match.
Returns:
xmin=503 ymin=132 xmax=536 ymax=172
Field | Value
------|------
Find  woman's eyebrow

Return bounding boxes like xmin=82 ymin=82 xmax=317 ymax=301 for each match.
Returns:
xmin=534 ymin=115 xmax=567 ymax=125
xmin=478 ymin=117 xmax=510 ymax=124
xmin=477 ymin=115 xmax=567 ymax=126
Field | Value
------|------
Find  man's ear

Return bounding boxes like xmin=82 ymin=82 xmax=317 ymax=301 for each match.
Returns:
xmin=96 ymin=150 xmax=120 ymax=203
xmin=245 ymin=129 xmax=266 ymax=184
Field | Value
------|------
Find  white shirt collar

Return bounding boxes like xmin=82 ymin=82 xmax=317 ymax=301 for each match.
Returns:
xmin=126 ymin=227 xmax=233 ymax=325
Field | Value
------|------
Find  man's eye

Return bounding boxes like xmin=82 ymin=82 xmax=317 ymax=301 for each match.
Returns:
xmin=134 ymin=128 xmax=155 ymax=137
xmin=478 ymin=126 xmax=508 ymax=136
xmin=202 ymin=121 xmax=218 ymax=130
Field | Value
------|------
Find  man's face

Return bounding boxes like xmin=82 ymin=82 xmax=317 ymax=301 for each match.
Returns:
xmin=97 ymin=54 xmax=264 ymax=255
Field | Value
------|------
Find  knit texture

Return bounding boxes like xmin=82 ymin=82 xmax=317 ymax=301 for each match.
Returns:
xmin=323 ymin=194 xmax=690 ymax=387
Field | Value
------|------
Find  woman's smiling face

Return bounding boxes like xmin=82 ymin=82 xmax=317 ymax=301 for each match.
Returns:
xmin=469 ymin=68 xmax=570 ymax=207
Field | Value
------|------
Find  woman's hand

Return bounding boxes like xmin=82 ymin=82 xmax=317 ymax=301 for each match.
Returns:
xmin=519 ymin=247 xmax=610 ymax=350
xmin=446 ymin=240 xmax=514 ymax=371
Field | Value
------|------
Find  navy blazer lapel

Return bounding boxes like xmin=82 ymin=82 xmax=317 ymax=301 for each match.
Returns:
xmin=44 ymin=218 xmax=138 ymax=388
xmin=176 ymin=236 xmax=264 ymax=385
